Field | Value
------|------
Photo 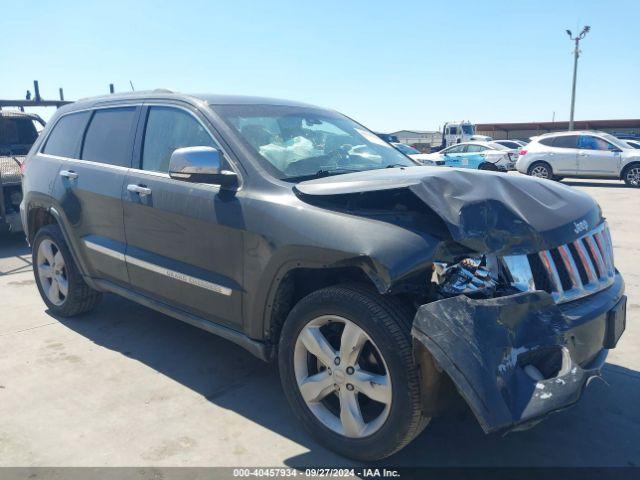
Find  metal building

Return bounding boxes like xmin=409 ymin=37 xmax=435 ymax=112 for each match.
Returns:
xmin=389 ymin=130 xmax=442 ymax=147
xmin=476 ymin=119 xmax=640 ymax=141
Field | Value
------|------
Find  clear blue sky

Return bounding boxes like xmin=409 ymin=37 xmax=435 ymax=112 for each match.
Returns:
xmin=2 ymin=0 xmax=638 ymax=131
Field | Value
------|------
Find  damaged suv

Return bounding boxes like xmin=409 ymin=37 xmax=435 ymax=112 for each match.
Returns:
xmin=21 ymin=92 xmax=626 ymax=460
xmin=1 ymin=110 xmax=45 ymax=232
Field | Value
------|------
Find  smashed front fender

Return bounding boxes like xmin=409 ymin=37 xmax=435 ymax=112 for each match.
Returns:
xmin=411 ymin=290 xmax=614 ymax=433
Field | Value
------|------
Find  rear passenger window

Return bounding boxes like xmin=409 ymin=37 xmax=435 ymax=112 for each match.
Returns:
xmin=552 ymin=135 xmax=579 ymax=148
xmin=81 ymin=107 xmax=137 ymax=167
xmin=141 ymin=107 xmax=215 ymax=173
xmin=444 ymin=145 xmax=464 ymax=154
xmin=42 ymin=112 xmax=91 ymax=158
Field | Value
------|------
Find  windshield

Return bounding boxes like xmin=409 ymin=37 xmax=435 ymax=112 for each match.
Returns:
xmin=600 ymin=133 xmax=631 ymax=150
xmin=393 ymin=143 xmax=420 ymax=155
xmin=213 ymin=104 xmax=416 ymax=180
xmin=0 ymin=116 xmax=39 ymax=155
xmin=461 ymin=124 xmax=474 ymax=135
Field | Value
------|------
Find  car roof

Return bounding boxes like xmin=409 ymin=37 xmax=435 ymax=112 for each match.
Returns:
xmin=450 ymin=141 xmax=495 ymax=147
xmin=537 ymin=130 xmax=608 ymax=138
xmin=0 ymin=110 xmax=42 ymax=121
xmin=65 ymin=90 xmax=323 ymax=112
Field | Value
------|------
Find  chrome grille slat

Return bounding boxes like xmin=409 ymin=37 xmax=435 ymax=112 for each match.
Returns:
xmin=557 ymin=245 xmax=582 ymax=289
xmin=585 ymin=236 xmax=606 ymax=279
xmin=538 ymin=250 xmax=564 ymax=302
xmin=530 ymin=223 xmax=615 ymax=304
xmin=573 ymin=239 xmax=598 ymax=284
xmin=593 ymin=232 xmax=608 ymax=269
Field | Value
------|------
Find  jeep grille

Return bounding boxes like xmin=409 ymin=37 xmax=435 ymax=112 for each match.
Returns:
xmin=528 ymin=222 xmax=615 ymax=303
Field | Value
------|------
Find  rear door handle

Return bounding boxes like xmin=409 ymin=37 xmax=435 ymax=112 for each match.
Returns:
xmin=60 ymin=170 xmax=78 ymax=179
xmin=127 ymin=184 xmax=152 ymax=197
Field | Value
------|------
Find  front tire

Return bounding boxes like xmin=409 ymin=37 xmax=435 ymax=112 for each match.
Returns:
xmin=622 ymin=163 xmax=640 ymax=187
xmin=278 ymin=284 xmax=427 ymax=461
xmin=32 ymin=224 xmax=102 ymax=317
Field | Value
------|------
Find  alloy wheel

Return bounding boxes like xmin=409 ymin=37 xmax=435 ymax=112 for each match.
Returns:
xmin=530 ymin=165 xmax=550 ymax=179
xmin=36 ymin=238 xmax=68 ymax=306
xmin=626 ymin=167 xmax=640 ymax=187
xmin=293 ymin=315 xmax=392 ymax=438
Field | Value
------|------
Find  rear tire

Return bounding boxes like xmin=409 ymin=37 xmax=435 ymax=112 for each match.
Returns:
xmin=622 ymin=163 xmax=640 ymax=187
xmin=478 ymin=162 xmax=498 ymax=171
xmin=32 ymin=224 xmax=102 ymax=317
xmin=528 ymin=161 xmax=554 ymax=180
xmin=278 ymin=284 xmax=428 ymax=461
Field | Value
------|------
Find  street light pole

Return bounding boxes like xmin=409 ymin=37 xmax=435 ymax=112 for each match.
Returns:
xmin=566 ymin=26 xmax=590 ymax=131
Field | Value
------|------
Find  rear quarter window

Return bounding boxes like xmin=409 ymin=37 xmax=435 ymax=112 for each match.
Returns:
xmin=81 ymin=107 xmax=138 ymax=167
xmin=42 ymin=111 xmax=91 ymax=158
xmin=538 ymin=137 xmax=555 ymax=147
xmin=551 ymin=135 xmax=579 ymax=149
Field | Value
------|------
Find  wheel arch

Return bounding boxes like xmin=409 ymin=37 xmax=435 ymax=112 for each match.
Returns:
xmin=527 ymin=160 xmax=554 ymax=176
xmin=26 ymin=206 xmax=57 ymax=245
xmin=26 ymin=200 xmax=101 ymax=290
xmin=478 ymin=162 xmax=498 ymax=171
xmin=621 ymin=160 xmax=640 ymax=180
xmin=261 ymin=264 xmax=380 ymax=351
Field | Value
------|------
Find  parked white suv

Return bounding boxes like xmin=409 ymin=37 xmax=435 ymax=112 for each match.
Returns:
xmin=516 ymin=131 xmax=640 ymax=187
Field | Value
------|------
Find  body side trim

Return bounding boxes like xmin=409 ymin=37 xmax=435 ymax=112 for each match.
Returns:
xmin=84 ymin=239 xmax=232 ymax=296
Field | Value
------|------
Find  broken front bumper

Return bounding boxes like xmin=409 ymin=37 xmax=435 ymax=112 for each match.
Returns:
xmin=412 ymin=272 xmax=626 ymax=434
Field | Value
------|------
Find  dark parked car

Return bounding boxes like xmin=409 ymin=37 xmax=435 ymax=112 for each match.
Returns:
xmin=21 ymin=91 xmax=626 ymax=460
xmin=0 ymin=110 xmax=45 ymax=232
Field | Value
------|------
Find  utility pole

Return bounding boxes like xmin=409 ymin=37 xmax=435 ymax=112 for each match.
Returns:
xmin=566 ymin=26 xmax=590 ymax=130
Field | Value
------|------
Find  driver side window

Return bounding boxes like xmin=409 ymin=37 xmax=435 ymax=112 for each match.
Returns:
xmin=142 ymin=106 xmax=216 ymax=173
xmin=465 ymin=144 xmax=486 ymax=153
xmin=579 ymin=135 xmax=614 ymax=152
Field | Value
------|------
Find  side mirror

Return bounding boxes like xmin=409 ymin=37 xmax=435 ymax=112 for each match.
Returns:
xmin=169 ymin=146 xmax=238 ymax=187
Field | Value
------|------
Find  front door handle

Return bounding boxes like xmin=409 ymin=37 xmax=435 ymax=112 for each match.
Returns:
xmin=127 ymin=184 xmax=152 ymax=197
xmin=60 ymin=170 xmax=78 ymax=179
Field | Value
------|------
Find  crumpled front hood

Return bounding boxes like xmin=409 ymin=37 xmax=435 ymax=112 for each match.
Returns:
xmin=294 ymin=167 xmax=602 ymax=255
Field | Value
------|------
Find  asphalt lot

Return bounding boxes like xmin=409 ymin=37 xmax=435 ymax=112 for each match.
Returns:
xmin=0 ymin=177 xmax=638 ymax=467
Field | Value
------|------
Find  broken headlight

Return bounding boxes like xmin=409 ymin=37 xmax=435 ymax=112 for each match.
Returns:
xmin=433 ymin=256 xmax=499 ymax=296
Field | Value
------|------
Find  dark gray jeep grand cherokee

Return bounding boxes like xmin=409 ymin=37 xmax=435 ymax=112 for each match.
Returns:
xmin=21 ymin=91 xmax=626 ymax=460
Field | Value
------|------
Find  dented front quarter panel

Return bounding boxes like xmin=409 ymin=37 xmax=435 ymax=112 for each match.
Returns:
xmin=411 ymin=273 xmax=625 ymax=433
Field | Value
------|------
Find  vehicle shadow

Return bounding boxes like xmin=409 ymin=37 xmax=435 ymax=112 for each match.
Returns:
xmin=561 ymin=180 xmax=629 ymax=189
xmin=52 ymin=295 xmax=640 ymax=467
